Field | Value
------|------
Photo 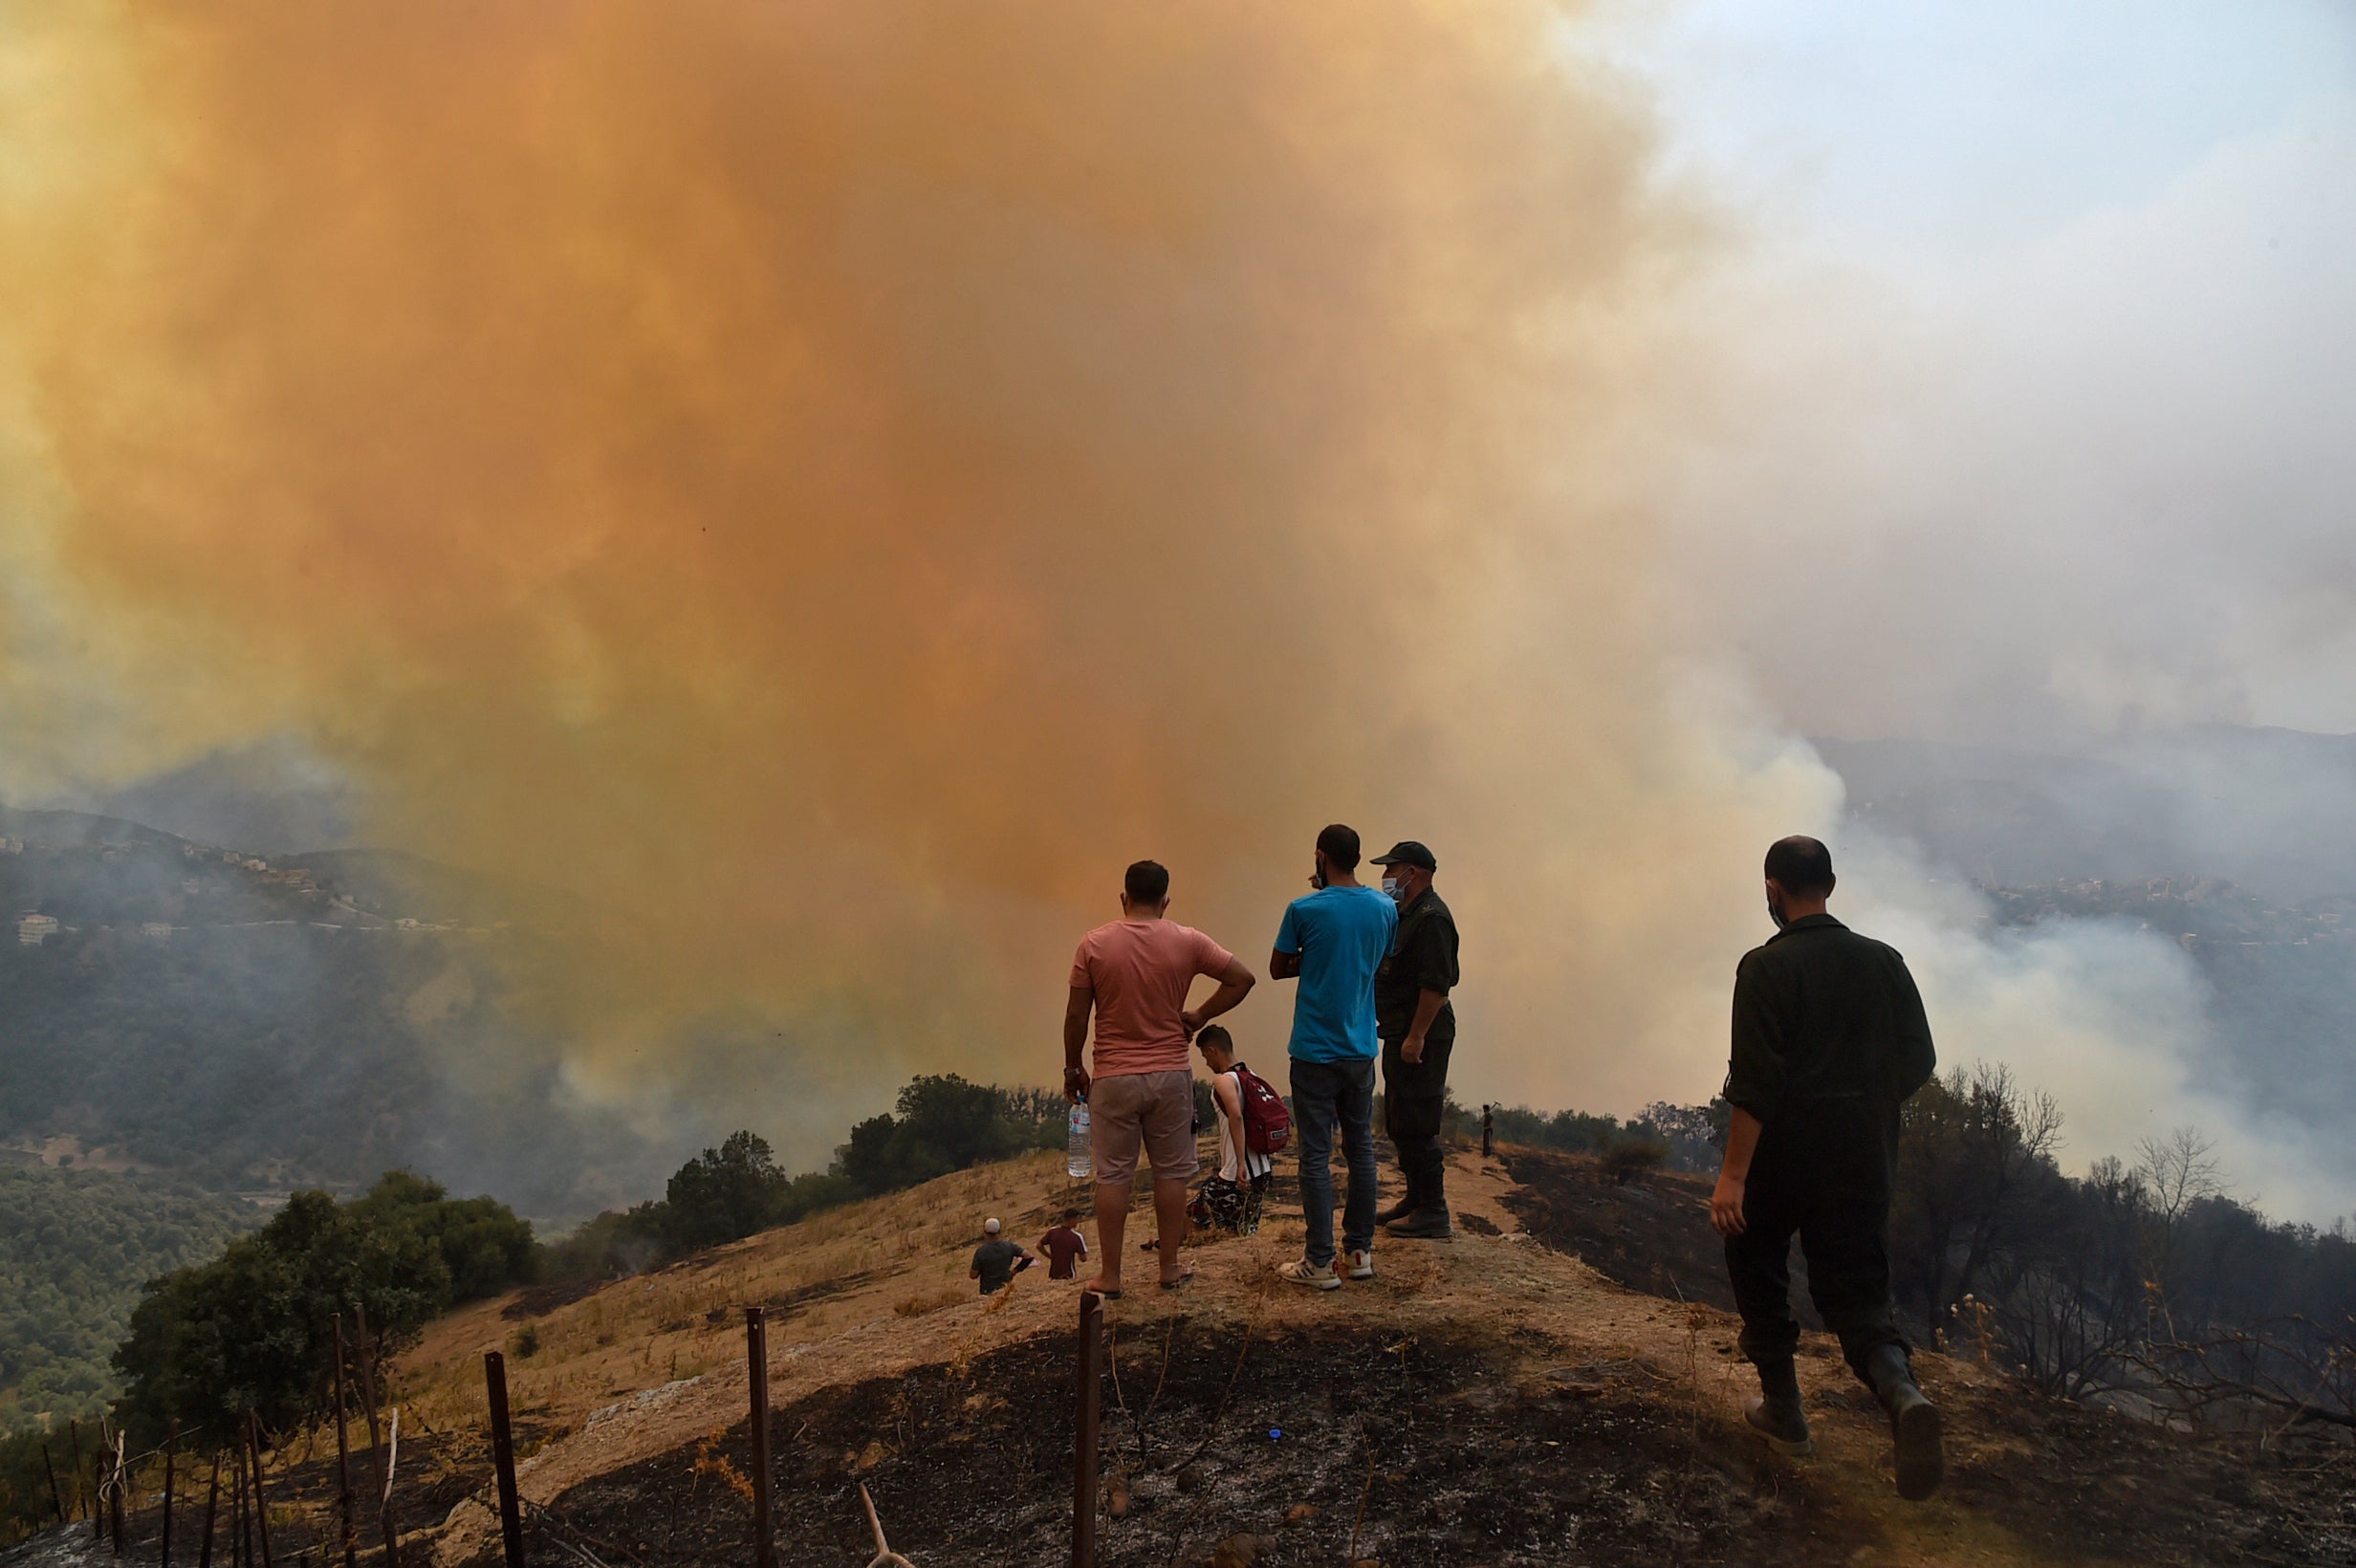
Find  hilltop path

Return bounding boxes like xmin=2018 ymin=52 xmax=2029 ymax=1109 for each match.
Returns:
xmin=378 ymin=1145 xmax=2345 ymax=1566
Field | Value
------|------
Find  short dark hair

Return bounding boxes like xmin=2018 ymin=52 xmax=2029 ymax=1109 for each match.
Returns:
xmin=1316 ymin=823 xmax=1361 ymax=872
xmin=1763 ymin=836 xmax=1835 ymax=897
xmin=1124 ymin=860 xmax=1170 ymax=904
xmin=1195 ymin=1023 xmax=1233 ymax=1056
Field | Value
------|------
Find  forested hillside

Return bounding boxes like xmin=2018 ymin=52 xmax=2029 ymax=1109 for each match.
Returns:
xmin=0 ymin=812 xmax=666 ymax=1214
xmin=0 ymin=1167 xmax=256 ymax=1432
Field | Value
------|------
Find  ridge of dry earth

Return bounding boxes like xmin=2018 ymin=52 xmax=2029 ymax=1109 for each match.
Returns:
xmin=358 ymin=1143 xmax=2349 ymax=1565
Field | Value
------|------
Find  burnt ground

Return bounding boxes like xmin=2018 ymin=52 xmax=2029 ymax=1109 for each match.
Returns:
xmin=1500 ymin=1144 xmax=2356 ymax=1565
xmin=1498 ymin=1148 xmax=1757 ymax=1317
xmin=1921 ymin=1371 xmax=2356 ymax=1565
xmin=0 ymin=1424 xmax=491 ymax=1568
xmin=460 ymin=1318 xmax=1879 ymax=1568
xmin=33 ymin=1145 xmax=2349 ymax=1568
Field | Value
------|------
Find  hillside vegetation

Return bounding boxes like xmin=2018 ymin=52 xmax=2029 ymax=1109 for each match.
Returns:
xmin=388 ymin=1143 xmax=2350 ymax=1565
xmin=112 ymin=1172 xmax=535 ymax=1446
xmin=0 ymin=1167 xmax=256 ymax=1433
xmin=0 ymin=812 xmax=673 ymax=1215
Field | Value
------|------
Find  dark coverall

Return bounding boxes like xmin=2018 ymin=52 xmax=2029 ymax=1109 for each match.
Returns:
xmin=1377 ymin=886 xmax=1460 ymax=1215
xmin=1722 ymin=913 xmax=1935 ymax=1386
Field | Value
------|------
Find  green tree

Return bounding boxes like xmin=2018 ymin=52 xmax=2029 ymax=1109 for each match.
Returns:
xmin=838 ymin=1075 xmax=1033 ymax=1196
xmin=662 ymin=1131 xmax=791 ymax=1251
xmin=111 ymin=1172 xmax=534 ymax=1447
xmin=352 ymin=1171 xmax=534 ymax=1300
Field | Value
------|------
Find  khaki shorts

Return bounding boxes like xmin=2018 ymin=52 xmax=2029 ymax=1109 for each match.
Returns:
xmin=1088 ymin=1069 xmax=1198 ymax=1187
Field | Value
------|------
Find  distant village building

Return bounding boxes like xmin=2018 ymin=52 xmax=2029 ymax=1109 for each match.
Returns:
xmin=222 ymin=851 xmax=241 ymax=863
xmin=140 ymin=922 xmax=173 ymax=940
xmin=17 ymin=914 xmax=58 ymax=946
xmin=0 ymin=837 xmax=22 ymax=856
xmin=182 ymin=878 xmax=203 ymax=896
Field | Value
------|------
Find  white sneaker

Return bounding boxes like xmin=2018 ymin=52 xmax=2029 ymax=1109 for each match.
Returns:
xmin=1278 ymin=1256 xmax=1341 ymax=1291
xmin=1346 ymin=1249 xmax=1375 ymax=1280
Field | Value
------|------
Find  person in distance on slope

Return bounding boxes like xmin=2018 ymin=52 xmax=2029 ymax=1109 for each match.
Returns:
xmin=1064 ymin=859 xmax=1257 ymax=1296
xmin=1710 ymin=835 xmax=1944 ymax=1499
xmin=969 ymin=1217 xmax=1032 ymax=1296
xmin=1037 ymin=1210 xmax=1090 ymax=1280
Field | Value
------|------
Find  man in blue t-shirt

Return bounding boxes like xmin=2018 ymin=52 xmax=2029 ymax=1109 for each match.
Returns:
xmin=1268 ymin=822 xmax=1398 ymax=1289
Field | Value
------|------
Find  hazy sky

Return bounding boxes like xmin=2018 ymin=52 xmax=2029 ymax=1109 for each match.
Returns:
xmin=1597 ymin=0 xmax=2356 ymax=743
xmin=2 ymin=3 xmax=2348 ymax=1216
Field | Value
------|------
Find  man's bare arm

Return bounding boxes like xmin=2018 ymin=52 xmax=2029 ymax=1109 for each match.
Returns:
xmin=1181 ymin=955 xmax=1257 ymax=1035
xmin=1212 ymin=1071 xmax=1250 ymax=1175
xmin=1064 ymin=985 xmax=1094 ymax=1101
xmin=1269 ymin=948 xmax=1302 ymax=981
xmin=1709 ymin=1106 xmax=1764 ymax=1237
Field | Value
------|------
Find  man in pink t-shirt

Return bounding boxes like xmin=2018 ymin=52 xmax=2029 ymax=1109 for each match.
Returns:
xmin=1063 ymin=859 xmax=1256 ymax=1294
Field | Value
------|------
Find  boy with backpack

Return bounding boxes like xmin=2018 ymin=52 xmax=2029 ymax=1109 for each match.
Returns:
xmin=1191 ymin=1025 xmax=1285 ymax=1235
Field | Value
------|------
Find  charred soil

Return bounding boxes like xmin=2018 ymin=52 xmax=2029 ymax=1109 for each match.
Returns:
xmin=458 ymin=1318 xmax=1877 ymax=1568
xmin=74 ymin=1143 xmax=2344 ymax=1568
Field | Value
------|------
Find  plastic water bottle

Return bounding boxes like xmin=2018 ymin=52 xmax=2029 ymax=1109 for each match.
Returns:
xmin=1066 ymin=1100 xmax=1093 ymax=1180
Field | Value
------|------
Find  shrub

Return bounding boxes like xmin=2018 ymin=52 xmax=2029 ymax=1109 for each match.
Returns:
xmin=1603 ymin=1139 xmax=1668 ymax=1185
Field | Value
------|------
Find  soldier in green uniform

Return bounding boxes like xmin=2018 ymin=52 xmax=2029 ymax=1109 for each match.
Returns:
xmin=1371 ymin=840 xmax=1460 ymax=1241
xmin=1711 ymin=835 xmax=1944 ymax=1499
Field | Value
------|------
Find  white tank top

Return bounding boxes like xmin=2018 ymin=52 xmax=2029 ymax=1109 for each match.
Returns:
xmin=1215 ymin=1068 xmax=1274 ymax=1182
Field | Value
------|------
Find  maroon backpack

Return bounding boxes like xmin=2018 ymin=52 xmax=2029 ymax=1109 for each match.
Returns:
xmin=1231 ymin=1061 xmax=1292 ymax=1156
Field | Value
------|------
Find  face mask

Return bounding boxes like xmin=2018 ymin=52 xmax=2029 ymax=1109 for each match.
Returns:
xmin=1767 ymin=891 xmax=1789 ymax=931
xmin=1381 ymin=877 xmax=1405 ymax=901
xmin=1310 ymin=857 xmax=1328 ymax=890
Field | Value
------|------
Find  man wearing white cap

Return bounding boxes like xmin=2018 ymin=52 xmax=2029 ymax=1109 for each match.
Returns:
xmin=969 ymin=1217 xmax=1031 ymax=1296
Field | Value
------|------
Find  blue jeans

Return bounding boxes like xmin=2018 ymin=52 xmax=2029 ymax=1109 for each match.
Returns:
xmin=1290 ymin=1056 xmax=1377 ymax=1268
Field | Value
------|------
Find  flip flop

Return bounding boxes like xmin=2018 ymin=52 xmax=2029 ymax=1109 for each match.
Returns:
xmin=1159 ymin=1264 xmax=1196 ymax=1291
xmin=1082 ymin=1283 xmax=1124 ymax=1299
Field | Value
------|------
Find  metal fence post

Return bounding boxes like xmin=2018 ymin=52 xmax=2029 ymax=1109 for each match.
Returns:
xmin=1073 ymin=1290 xmax=1103 ymax=1568
xmin=485 ymin=1352 xmax=526 ymax=1568
xmin=162 ymin=1422 xmax=179 ymax=1568
xmin=746 ymin=1307 xmax=774 ymax=1568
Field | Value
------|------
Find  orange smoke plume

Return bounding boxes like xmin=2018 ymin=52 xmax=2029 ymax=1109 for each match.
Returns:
xmin=0 ymin=3 xmax=1799 ymax=1146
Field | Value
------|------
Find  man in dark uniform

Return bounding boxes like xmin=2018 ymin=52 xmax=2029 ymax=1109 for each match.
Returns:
xmin=1370 ymin=840 xmax=1460 ymax=1241
xmin=1710 ymin=836 xmax=1943 ymax=1499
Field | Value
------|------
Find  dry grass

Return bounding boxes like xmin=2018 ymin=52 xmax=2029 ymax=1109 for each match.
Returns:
xmin=892 ymin=1288 xmax=963 ymax=1318
xmin=393 ymin=1147 xmax=1086 ymax=1443
xmin=397 ymin=1141 xmax=2109 ymax=1568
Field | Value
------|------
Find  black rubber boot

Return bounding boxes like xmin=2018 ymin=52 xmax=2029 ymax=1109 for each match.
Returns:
xmin=1385 ymin=1206 xmax=1454 ymax=1240
xmin=1865 ymin=1343 xmax=1943 ymax=1500
xmin=1745 ymin=1358 xmax=1812 ymax=1455
xmin=1378 ymin=1161 xmax=1427 ymax=1225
